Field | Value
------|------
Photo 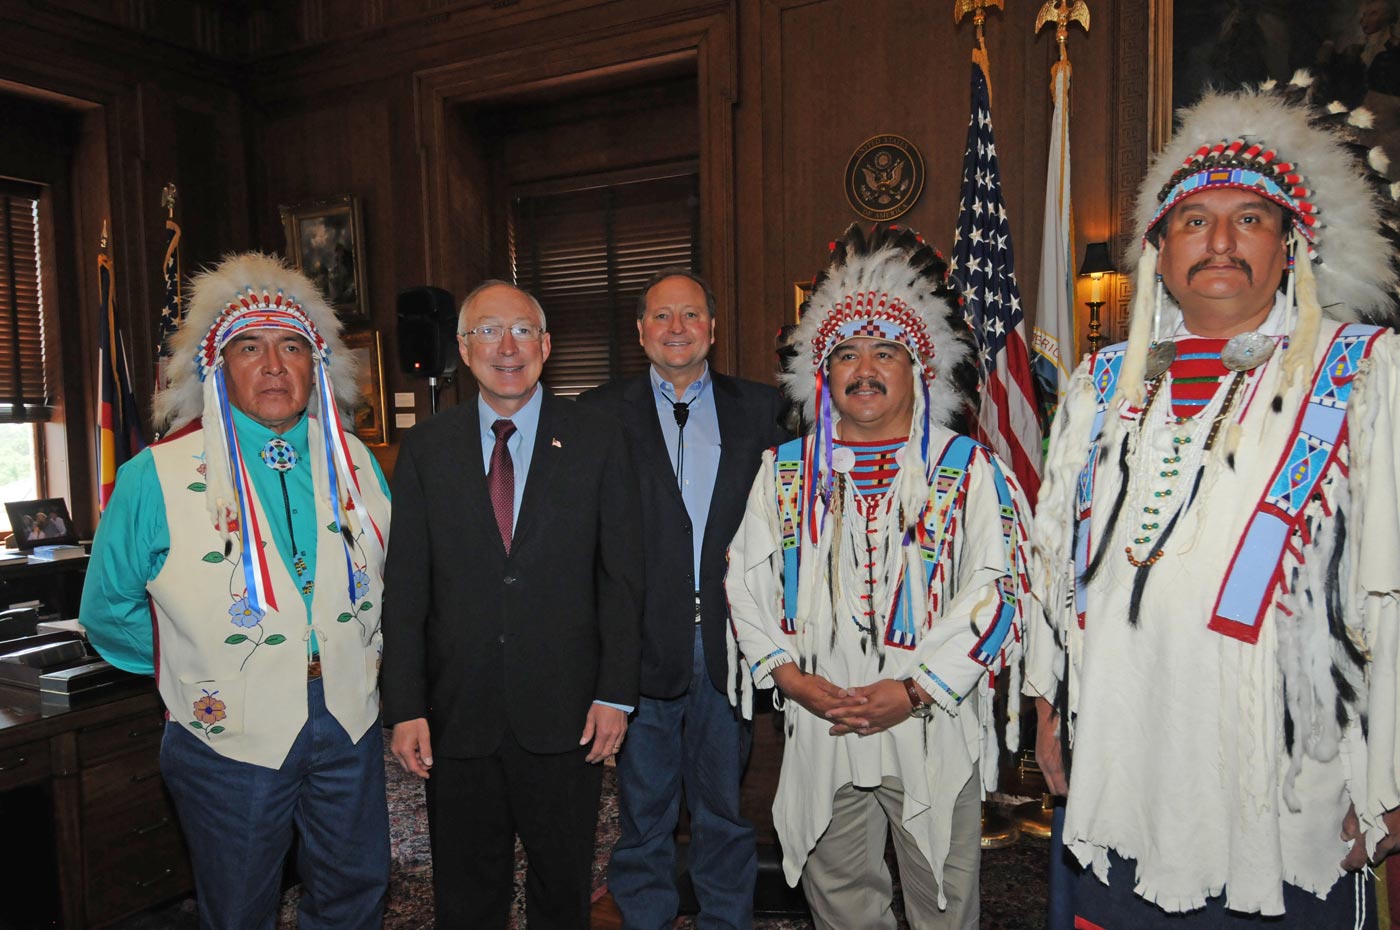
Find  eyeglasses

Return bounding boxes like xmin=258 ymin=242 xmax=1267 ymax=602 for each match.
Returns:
xmin=459 ymin=324 xmax=544 ymax=343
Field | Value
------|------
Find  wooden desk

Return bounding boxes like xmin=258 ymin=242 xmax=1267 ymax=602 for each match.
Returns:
xmin=0 ymin=553 xmax=89 ymax=620
xmin=0 ymin=680 xmax=191 ymax=929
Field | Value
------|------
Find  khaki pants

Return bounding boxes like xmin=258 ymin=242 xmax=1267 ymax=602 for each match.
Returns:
xmin=800 ymin=771 xmax=980 ymax=930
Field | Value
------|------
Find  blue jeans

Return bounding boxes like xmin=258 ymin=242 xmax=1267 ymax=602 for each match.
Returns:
xmin=609 ymin=626 xmax=757 ymax=930
xmin=160 ymin=678 xmax=390 ymax=930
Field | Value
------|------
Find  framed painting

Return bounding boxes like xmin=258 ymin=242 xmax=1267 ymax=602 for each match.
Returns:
xmin=280 ymin=195 xmax=369 ymax=325
xmin=1158 ymin=1 xmax=1400 ymax=154
xmin=344 ymin=330 xmax=388 ymax=445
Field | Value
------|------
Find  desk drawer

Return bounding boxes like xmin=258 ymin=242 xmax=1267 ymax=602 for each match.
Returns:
xmin=83 ymin=824 xmax=190 ymax=927
xmin=80 ymin=745 xmax=163 ymax=812
xmin=84 ymin=777 xmax=182 ymax=855
xmin=0 ymin=737 xmax=50 ymax=791
xmin=83 ymin=775 xmax=190 ymax=927
xmin=78 ymin=710 xmax=166 ymax=766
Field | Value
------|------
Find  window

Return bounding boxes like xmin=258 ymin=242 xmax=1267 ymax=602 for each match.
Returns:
xmin=0 ymin=180 xmax=48 ymax=529
xmin=0 ymin=180 xmax=50 ymax=423
xmin=0 ymin=422 xmax=37 ymax=533
xmin=510 ymin=171 xmax=698 ymax=395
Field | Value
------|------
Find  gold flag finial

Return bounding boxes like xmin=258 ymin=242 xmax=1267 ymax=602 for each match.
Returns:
xmin=100 ymin=219 xmax=109 ymax=250
xmin=1035 ymin=0 xmax=1090 ymax=63
xmin=954 ymin=0 xmax=1005 ymax=53
xmin=161 ymin=182 xmax=178 ymax=218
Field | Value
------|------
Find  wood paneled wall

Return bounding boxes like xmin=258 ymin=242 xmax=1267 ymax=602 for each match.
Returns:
xmin=0 ymin=0 xmax=249 ymax=530
xmin=0 ymin=0 xmax=1154 ymax=487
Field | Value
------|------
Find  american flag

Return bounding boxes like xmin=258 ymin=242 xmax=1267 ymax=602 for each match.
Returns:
xmin=949 ymin=58 xmax=1042 ymax=506
xmin=156 ymin=216 xmax=182 ymax=389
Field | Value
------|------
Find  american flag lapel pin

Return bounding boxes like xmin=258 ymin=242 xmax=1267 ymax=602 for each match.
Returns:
xmin=551 ymin=438 xmax=562 ymax=448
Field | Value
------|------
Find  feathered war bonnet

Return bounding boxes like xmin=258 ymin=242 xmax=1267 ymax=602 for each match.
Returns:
xmin=1115 ymin=72 xmax=1400 ymax=407
xmin=784 ymin=224 xmax=975 ymax=541
xmin=152 ymin=252 xmax=383 ymax=620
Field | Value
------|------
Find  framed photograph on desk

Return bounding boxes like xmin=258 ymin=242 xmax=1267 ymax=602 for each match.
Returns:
xmin=5 ymin=498 xmax=78 ymax=549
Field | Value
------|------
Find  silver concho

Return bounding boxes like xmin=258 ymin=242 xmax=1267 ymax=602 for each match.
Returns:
xmin=830 ymin=446 xmax=856 ymax=474
xmin=1144 ymin=341 xmax=1178 ymax=381
xmin=1221 ymin=331 xmax=1276 ymax=372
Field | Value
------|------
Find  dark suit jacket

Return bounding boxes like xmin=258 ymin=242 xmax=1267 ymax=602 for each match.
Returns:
xmin=578 ymin=371 xmax=787 ymax=698
xmin=380 ymin=391 xmax=643 ymax=757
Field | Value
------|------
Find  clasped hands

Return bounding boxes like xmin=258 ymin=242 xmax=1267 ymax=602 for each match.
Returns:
xmin=770 ymin=664 xmax=925 ymax=737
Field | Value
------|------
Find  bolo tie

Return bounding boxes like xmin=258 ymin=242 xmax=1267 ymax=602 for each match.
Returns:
xmin=260 ymin=437 xmax=313 ymax=595
xmin=671 ymin=398 xmax=691 ymax=489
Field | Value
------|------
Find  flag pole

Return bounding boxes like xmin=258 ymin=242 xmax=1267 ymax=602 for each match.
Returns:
xmin=953 ymin=0 xmax=1004 ymax=101
xmin=1030 ymin=0 xmax=1091 ymax=427
xmin=156 ymin=183 xmax=184 ymax=399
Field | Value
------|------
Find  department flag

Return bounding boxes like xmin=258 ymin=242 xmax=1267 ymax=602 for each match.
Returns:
xmin=949 ymin=58 xmax=1043 ymax=505
xmin=97 ymin=241 xmax=147 ymax=510
xmin=1032 ymin=61 xmax=1076 ymax=427
xmin=156 ymin=215 xmax=182 ymax=388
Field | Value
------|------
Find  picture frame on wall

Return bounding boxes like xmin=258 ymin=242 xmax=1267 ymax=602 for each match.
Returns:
xmin=793 ymin=281 xmax=813 ymax=322
xmin=279 ymin=195 xmax=369 ymax=325
xmin=344 ymin=330 xmax=388 ymax=445
xmin=1157 ymin=1 xmax=1400 ymax=155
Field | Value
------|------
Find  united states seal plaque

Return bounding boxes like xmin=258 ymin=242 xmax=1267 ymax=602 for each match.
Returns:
xmin=845 ymin=134 xmax=925 ymax=222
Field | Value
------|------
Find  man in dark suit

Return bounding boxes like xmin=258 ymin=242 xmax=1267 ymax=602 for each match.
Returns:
xmin=579 ymin=269 xmax=787 ymax=930
xmin=382 ymin=280 xmax=643 ymax=930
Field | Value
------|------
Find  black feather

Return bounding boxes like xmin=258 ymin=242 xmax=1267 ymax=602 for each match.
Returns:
xmin=1282 ymin=683 xmax=1295 ymax=755
xmin=1332 ymin=663 xmax=1358 ymax=704
xmin=1082 ymin=434 xmax=1130 ymax=587
xmin=1127 ymin=467 xmax=1205 ymax=626
xmin=1325 ymin=510 xmax=1366 ymax=668
xmin=1055 ymin=670 xmax=1073 ymax=779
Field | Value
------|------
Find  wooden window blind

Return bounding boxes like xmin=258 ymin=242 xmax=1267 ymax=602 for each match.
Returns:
xmin=0 ymin=180 xmax=50 ymax=423
xmin=510 ymin=172 xmax=698 ymax=395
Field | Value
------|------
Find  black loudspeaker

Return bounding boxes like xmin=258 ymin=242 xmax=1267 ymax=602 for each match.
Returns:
xmin=396 ymin=286 xmax=459 ymax=379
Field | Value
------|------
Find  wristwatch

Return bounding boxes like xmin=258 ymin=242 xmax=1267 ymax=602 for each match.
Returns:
xmin=902 ymin=677 xmax=933 ymax=719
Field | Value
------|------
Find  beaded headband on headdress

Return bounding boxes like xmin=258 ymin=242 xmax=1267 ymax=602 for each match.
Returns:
xmin=197 ymin=288 xmax=329 ymax=381
xmin=1146 ymin=141 xmax=1320 ymax=251
xmin=807 ymin=291 xmax=938 ymax=372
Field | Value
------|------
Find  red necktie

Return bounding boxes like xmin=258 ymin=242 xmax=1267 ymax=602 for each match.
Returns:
xmin=489 ymin=419 xmax=517 ymax=553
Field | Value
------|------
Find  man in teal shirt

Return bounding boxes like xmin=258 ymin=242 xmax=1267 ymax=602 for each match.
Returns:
xmin=82 ymin=253 xmax=393 ymax=930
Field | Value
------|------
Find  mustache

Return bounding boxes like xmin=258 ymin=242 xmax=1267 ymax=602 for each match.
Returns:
xmin=1187 ymin=256 xmax=1252 ymax=284
xmin=844 ymin=378 xmax=887 ymax=396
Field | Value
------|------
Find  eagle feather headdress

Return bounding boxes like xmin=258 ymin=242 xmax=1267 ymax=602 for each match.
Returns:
xmin=1115 ymin=73 xmax=1400 ymax=405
